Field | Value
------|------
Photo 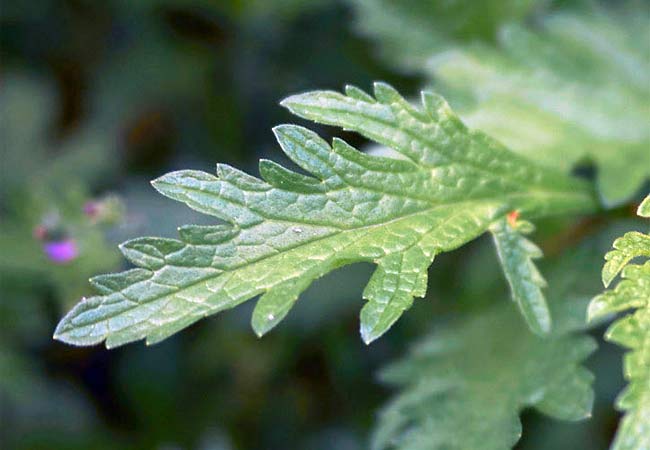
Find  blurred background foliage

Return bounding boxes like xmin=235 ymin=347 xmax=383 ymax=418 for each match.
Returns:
xmin=0 ymin=0 xmax=646 ymax=449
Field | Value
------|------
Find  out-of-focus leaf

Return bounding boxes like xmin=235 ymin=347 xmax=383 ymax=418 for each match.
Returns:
xmin=431 ymin=5 xmax=650 ymax=205
xmin=350 ymin=1 xmax=650 ymax=205
xmin=348 ymin=0 xmax=539 ymax=71
xmin=373 ymin=296 xmax=595 ymax=450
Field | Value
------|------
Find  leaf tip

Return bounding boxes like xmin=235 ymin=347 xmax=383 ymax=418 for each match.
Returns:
xmin=52 ymin=314 xmax=71 ymax=343
xmin=372 ymin=80 xmax=393 ymax=93
xmin=151 ymin=170 xmax=207 ymax=193
xmin=278 ymin=96 xmax=293 ymax=108
xmin=251 ymin=317 xmax=277 ymax=339
xmin=150 ymin=175 xmax=168 ymax=194
xmin=360 ymin=323 xmax=382 ymax=345
xmin=52 ymin=322 xmax=85 ymax=347
xmin=251 ymin=307 xmax=286 ymax=338
xmin=637 ymin=194 xmax=650 ymax=217
xmin=251 ymin=318 xmax=266 ymax=338
xmin=586 ymin=296 xmax=608 ymax=322
xmin=271 ymin=124 xmax=293 ymax=139
xmin=279 ymin=93 xmax=307 ymax=112
xmin=601 ymin=271 xmax=614 ymax=289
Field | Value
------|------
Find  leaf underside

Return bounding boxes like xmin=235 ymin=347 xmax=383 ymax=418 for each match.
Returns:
xmin=54 ymin=83 xmax=594 ymax=348
xmin=588 ymin=194 xmax=650 ymax=450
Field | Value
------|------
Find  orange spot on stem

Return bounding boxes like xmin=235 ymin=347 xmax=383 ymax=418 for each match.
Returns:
xmin=507 ymin=210 xmax=520 ymax=227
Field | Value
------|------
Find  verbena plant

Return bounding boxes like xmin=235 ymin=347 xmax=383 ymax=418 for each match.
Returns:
xmin=55 ymin=1 xmax=649 ymax=448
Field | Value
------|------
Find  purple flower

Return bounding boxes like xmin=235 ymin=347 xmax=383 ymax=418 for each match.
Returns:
xmin=44 ymin=239 xmax=78 ymax=264
xmin=83 ymin=201 xmax=100 ymax=218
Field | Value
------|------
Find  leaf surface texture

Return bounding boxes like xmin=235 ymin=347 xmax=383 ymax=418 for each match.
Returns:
xmin=55 ymin=83 xmax=594 ymax=348
xmin=589 ymin=194 xmax=650 ymax=450
xmin=351 ymin=1 xmax=650 ymax=204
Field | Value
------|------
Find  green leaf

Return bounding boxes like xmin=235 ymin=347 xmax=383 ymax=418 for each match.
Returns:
xmin=350 ymin=2 xmax=650 ymax=205
xmin=0 ymin=75 xmax=121 ymax=306
xmin=638 ymin=196 xmax=650 ymax=217
xmin=601 ymin=232 xmax=650 ymax=288
xmin=490 ymin=217 xmax=550 ymax=335
xmin=348 ymin=0 xmax=538 ymax=71
xmin=54 ymin=83 xmax=596 ymax=348
xmin=588 ymin=194 xmax=650 ymax=450
xmin=373 ymin=297 xmax=595 ymax=450
xmin=430 ymin=6 xmax=650 ymax=205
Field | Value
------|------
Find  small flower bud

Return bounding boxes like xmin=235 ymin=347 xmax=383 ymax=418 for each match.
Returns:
xmin=43 ymin=239 xmax=78 ymax=264
xmin=83 ymin=201 xmax=100 ymax=218
xmin=33 ymin=225 xmax=48 ymax=240
xmin=83 ymin=195 xmax=124 ymax=225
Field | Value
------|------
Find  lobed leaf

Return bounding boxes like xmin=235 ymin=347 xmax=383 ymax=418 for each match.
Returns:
xmin=430 ymin=6 xmax=650 ymax=205
xmin=55 ymin=83 xmax=596 ymax=348
xmin=601 ymin=232 xmax=650 ymax=288
xmin=588 ymin=194 xmax=650 ymax=450
xmin=351 ymin=1 xmax=650 ymax=205
xmin=490 ymin=217 xmax=550 ymax=335
xmin=374 ymin=296 xmax=595 ymax=450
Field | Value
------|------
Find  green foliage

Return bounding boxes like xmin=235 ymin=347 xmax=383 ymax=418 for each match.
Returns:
xmin=54 ymin=83 xmax=596 ymax=348
xmin=588 ymin=194 xmax=650 ymax=450
xmin=0 ymin=74 xmax=121 ymax=305
xmin=490 ymin=217 xmax=550 ymax=335
xmin=433 ymin=7 xmax=650 ymax=206
xmin=4 ymin=1 xmax=649 ymax=448
xmin=373 ymin=221 xmax=629 ymax=450
xmin=351 ymin=1 xmax=650 ymax=205
xmin=638 ymin=195 xmax=650 ymax=217
xmin=0 ymin=73 xmax=126 ymax=450
xmin=373 ymin=296 xmax=595 ymax=450
xmin=349 ymin=0 xmax=539 ymax=71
